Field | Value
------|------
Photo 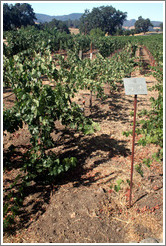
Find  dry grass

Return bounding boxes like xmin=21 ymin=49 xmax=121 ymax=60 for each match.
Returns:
xmin=69 ymin=28 xmax=79 ymax=35
xmin=106 ymin=189 xmax=163 ymax=243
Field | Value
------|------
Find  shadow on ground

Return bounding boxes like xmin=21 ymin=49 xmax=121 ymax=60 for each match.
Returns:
xmin=3 ymin=129 xmax=130 ymax=234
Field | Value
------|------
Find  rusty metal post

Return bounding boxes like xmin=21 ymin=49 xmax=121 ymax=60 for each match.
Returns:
xmin=89 ymin=42 xmax=93 ymax=110
xmin=129 ymin=94 xmax=137 ymax=208
xmin=90 ymin=42 xmax=92 ymax=53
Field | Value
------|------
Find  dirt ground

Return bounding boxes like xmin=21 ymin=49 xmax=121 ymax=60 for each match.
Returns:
xmin=3 ymin=47 xmax=163 ymax=243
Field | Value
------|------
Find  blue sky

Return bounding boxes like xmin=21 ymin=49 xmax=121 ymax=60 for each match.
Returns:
xmin=4 ymin=1 xmax=164 ymax=21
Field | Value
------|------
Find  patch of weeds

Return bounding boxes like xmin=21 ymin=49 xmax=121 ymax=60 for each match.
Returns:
xmin=110 ymin=179 xmax=131 ymax=193
xmin=130 ymin=111 xmax=134 ymax=117
xmin=113 ymin=179 xmax=124 ymax=192
xmin=126 ymin=179 xmax=130 ymax=186
xmin=122 ymin=130 xmax=132 ymax=137
xmin=143 ymin=158 xmax=151 ymax=168
xmin=135 ymin=163 xmax=144 ymax=177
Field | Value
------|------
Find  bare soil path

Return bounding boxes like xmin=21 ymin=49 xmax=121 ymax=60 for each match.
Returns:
xmin=3 ymin=47 xmax=163 ymax=243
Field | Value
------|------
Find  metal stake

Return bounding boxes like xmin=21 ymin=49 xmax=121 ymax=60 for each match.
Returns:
xmin=90 ymin=42 xmax=92 ymax=53
xmin=90 ymin=42 xmax=93 ymax=110
xmin=129 ymin=94 xmax=137 ymax=208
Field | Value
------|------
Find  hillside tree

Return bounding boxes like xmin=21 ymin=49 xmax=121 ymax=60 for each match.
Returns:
xmin=160 ymin=22 xmax=163 ymax=31
xmin=44 ymin=18 xmax=70 ymax=34
xmin=64 ymin=19 xmax=80 ymax=28
xmin=3 ymin=3 xmax=12 ymax=31
xmin=3 ymin=3 xmax=36 ymax=31
xmin=134 ymin=16 xmax=153 ymax=34
xmin=79 ymin=6 xmax=127 ymax=35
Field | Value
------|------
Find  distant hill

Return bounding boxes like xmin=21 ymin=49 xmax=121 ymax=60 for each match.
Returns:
xmin=35 ymin=13 xmax=82 ymax=23
xmin=35 ymin=13 xmax=162 ymax=28
xmin=123 ymin=19 xmax=136 ymax=27
xmin=151 ymin=21 xmax=162 ymax=27
xmin=123 ymin=19 xmax=162 ymax=27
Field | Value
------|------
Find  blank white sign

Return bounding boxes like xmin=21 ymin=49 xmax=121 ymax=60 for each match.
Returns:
xmin=123 ymin=77 xmax=147 ymax=95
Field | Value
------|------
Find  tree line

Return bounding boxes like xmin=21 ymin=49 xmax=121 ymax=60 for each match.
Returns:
xmin=3 ymin=3 xmax=70 ymax=33
xmin=3 ymin=3 xmax=161 ymax=36
xmin=3 ymin=3 xmax=36 ymax=31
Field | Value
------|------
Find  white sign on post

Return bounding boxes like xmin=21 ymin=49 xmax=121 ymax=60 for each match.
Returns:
xmin=123 ymin=77 xmax=147 ymax=207
xmin=123 ymin=77 xmax=147 ymax=95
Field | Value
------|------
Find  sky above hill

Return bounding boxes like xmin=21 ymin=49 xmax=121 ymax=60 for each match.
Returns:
xmin=5 ymin=1 xmax=164 ymax=22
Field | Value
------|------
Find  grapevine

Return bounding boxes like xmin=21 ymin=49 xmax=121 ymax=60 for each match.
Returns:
xmin=3 ymin=26 xmax=163 ymax=230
